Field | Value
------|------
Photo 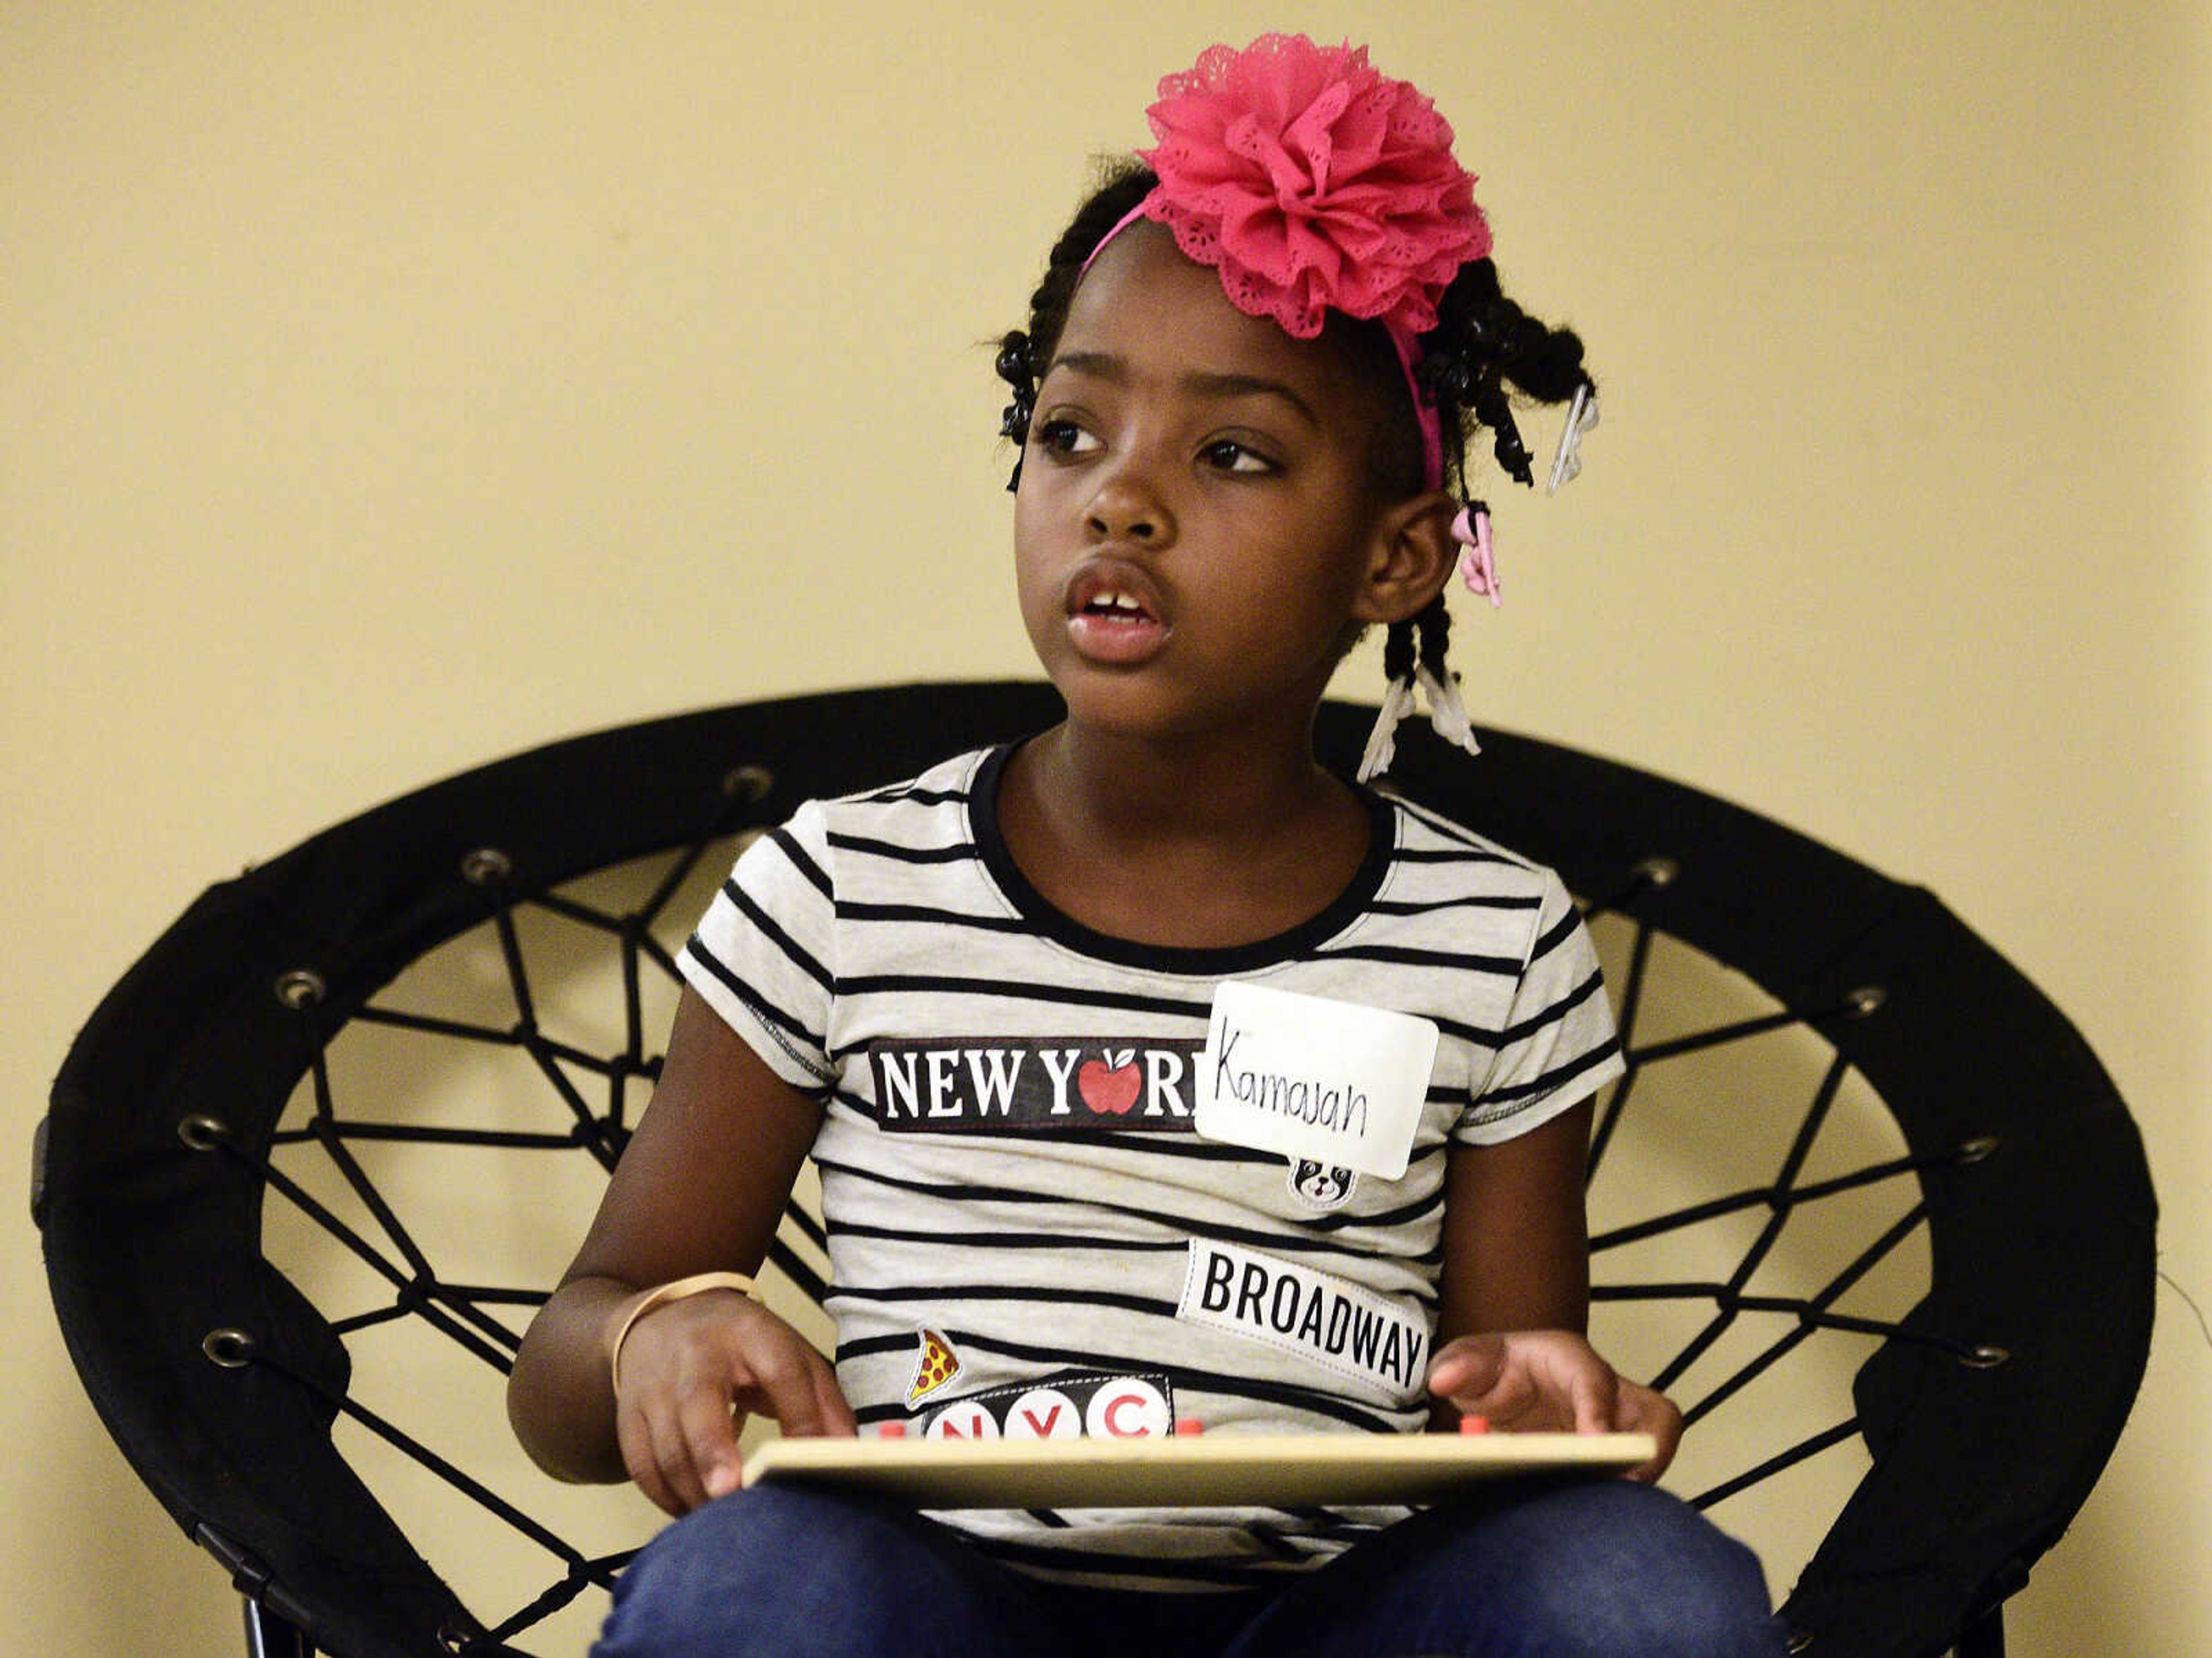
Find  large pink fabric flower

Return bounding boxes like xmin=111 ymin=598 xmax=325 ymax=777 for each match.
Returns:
xmin=1137 ymin=34 xmax=1492 ymax=340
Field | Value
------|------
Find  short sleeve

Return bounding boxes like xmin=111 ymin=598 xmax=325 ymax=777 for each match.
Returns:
xmin=1456 ymin=870 xmax=1626 ymax=1146
xmin=677 ymin=802 xmax=839 ymax=1091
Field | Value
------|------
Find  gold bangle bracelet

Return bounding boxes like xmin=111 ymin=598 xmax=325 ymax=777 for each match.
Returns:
xmin=605 ymin=1271 xmax=757 ymax=1396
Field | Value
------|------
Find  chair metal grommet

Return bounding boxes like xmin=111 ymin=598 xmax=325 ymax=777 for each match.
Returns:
xmin=723 ymin=763 xmax=775 ymax=804
xmin=1632 ymin=855 xmax=1680 ymax=889
xmin=274 ymin=969 xmax=326 ymax=1010
xmin=202 ymin=1328 xmax=256 ymax=1369
xmin=460 ymin=846 xmax=514 ymax=887
xmin=1963 ymin=1344 xmax=2013 ymax=1370
xmin=1845 ymin=984 xmax=1888 ymax=1017
xmin=177 ymin=1114 xmax=230 ymax=1152
xmin=1957 ymin=1134 xmax=2001 ymax=1165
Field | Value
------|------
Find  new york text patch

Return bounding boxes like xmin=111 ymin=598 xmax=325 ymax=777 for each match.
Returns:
xmin=869 ymin=1039 xmax=1205 ymax=1132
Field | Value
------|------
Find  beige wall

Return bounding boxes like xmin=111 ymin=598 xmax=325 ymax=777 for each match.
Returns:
xmin=7 ymin=3 xmax=2206 ymax=1652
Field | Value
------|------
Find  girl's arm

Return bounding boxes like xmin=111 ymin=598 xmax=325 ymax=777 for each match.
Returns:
xmin=1425 ymin=1097 xmax=1683 ymax=1478
xmin=507 ymin=986 xmax=855 ymax=1515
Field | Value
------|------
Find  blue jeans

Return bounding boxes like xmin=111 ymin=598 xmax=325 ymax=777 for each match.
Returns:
xmin=594 ymin=1479 xmax=1787 ymax=1657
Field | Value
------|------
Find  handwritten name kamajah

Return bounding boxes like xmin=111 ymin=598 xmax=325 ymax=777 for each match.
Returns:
xmin=1210 ymin=1025 xmax=1371 ymax=1140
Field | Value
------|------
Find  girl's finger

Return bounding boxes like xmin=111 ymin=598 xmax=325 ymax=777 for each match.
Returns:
xmin=736 ymin=1337 xmax=832 ymax=1443
xmin=643 ymin=1383 xmax=715 ymax=1515
xmin=1425 ymin=1333 xmax=1507 ymax=1402
xmin=616 ymin=1397 xmax=686 ymax=1519
xmin=1619 ymin=1381 xmax=1684 ymax=1481
xmin=674 ymin=1374 xmax=745 ymax=1502
xmin=1567 ymin=1352 xmax=1619 ymax=1434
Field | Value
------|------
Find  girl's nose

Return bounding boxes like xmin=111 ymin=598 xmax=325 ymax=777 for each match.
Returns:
xmin=1085 ymin=467 xmax=1175 ymax=547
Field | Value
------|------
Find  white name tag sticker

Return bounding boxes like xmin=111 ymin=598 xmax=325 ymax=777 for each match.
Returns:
xmin=1194 ymin=983 xmax=1438 ymax=1179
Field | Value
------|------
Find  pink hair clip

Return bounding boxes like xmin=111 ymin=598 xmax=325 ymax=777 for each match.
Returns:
xmin=1451 ymin=504 xmax=1499 ymax=607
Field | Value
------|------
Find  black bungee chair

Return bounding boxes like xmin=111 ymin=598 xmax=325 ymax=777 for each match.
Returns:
xmin=37 ymin=681 xmax=2156 ymax=1658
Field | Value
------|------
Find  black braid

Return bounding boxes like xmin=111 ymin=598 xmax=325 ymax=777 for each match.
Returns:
xmin=1414 ymin=258 xmax=1592 ymax=498
xmin=1468 ymin=369 xmax=1532 ymax=487
xmin=1382 ymin=617 xmax=1416 ymax=686
xmin=1381 ymin=594 xmax=1455 ymax=700
xmin=1416 ymin=595 xmax=1452 ymax=682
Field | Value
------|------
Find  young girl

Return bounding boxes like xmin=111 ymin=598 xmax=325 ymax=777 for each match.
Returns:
xmin=511 ymin=33 xmax=1783 ymax=1657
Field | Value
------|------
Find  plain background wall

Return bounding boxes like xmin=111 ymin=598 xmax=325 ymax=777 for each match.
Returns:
xmin=7 ymin=3 xmax=2205 ymax=1652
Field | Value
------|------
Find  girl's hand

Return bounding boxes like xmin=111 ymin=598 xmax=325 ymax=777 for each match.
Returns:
xmin=1427 ymin=1330 xmax=1682 ymax=1482
xmin=608 ymin=1288 xmax=857 ymax=1517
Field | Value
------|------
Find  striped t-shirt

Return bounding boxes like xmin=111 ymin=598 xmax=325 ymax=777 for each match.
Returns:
xmin=680 ymin=743 xmax=1625 ymax=1591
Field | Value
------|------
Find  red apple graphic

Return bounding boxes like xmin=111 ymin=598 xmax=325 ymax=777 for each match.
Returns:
xmin=1078 ymin=1053 xmax=1142 ymax=1115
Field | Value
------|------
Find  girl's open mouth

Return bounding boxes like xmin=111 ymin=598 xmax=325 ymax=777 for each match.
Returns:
xmin=1065 ymin=571 xmax=1170 ymax=666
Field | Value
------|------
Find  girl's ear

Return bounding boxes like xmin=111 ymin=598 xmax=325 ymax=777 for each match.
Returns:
xmin=1355 ymin=491 xmax=1460 ymax=626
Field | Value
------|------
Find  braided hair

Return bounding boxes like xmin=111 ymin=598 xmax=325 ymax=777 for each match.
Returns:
xmin=996 ymin=160 xmax=1593 ymax=699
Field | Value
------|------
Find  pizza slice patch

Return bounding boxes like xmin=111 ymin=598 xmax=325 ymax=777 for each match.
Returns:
xmin=906 ymin=1327 xmax=962 ymax=1406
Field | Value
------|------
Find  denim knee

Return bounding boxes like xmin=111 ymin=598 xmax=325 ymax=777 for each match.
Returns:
xmin=1462 ymin=1480 xmax=1785 ymax=1658
xmin=1225 ymin=1477 xmax=1785 ymax=1658
xmin=594 ymin=1484 xmax=1041 ymax=1658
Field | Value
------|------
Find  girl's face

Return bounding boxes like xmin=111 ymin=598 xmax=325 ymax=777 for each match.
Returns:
xmin=1014 ymin=224 xmax=1427 ymax=751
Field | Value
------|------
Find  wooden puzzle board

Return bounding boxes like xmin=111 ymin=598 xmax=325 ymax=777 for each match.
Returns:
xmin=744 ymin=1430 xmax=1654 ymax=1509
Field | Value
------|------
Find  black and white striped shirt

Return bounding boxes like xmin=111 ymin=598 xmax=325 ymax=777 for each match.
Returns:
xmin=681 ymin=744 xmax=1624 ymax=1590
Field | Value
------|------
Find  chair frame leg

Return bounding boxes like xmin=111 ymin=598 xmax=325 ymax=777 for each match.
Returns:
xmin=242 ymin=1595 xmax=315 ymax=1658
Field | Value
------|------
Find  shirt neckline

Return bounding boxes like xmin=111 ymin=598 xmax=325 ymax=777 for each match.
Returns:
xmin=968 ymin=741 xmax=1396 ymax=977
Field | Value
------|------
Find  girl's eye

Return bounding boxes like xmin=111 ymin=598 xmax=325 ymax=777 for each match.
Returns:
xmin=1033 ymin=419 xmax=1100 ymax=457
xmin=1200 ymin=439 xmax=1278 ymax=475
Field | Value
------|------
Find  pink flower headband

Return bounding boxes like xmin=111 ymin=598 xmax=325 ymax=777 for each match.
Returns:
xmin=1083 ymin=34 xmax=1493 ymax=495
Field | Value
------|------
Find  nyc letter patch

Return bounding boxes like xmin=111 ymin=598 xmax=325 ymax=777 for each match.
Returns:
xmin=916 ymin=1371 xmax=1176 ymax=1441
xmin=1179 ymin=1240 xmax=1429 ymax=1394
xmin=870 ymin=1038 xmax=1205 ymax=1132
